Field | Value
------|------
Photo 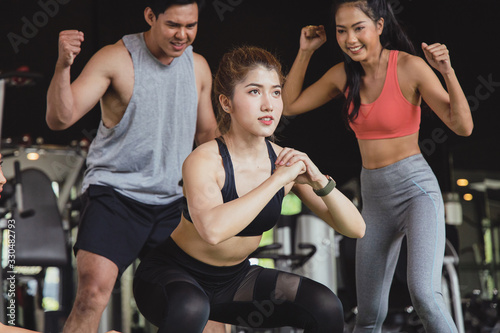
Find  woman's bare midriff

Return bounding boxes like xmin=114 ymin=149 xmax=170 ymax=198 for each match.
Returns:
xmin=170 ymin=218 xmax=263 ymax=267
xmin=358 ymin=132 xmax=421 ymax=169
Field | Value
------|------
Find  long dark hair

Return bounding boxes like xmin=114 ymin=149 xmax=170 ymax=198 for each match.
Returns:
xmin=334 ymin=0 xmax=416 ymax=124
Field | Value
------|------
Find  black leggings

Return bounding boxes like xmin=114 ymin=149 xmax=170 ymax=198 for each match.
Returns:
xmin=133 ymin=238 xmax=344 ymax=333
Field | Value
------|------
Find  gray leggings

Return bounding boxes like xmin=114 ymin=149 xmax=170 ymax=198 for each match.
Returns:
xmin=353 ymin=154 xmax=458 ymax=333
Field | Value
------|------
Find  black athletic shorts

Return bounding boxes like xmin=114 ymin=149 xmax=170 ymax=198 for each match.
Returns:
xmin=74 ymin=184 xmax=183 ymax=275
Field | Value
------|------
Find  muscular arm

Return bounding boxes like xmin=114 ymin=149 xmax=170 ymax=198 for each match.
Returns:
xmin=274 ymin=146 xmax=365 ymax=239
xmin=409 ymin=43 xmax=473 ymax=136
xmin=283 ymin=25 xmax=344 ymax=116
xmin=284 ymin=62 xmax=345 ymax=116
xmin=183 ymin=144 xmax=299 ymax=245
xmin=193 ymin=53 xmax=218 ymax=145
xmin=293 ymin=184 xmax=365 ymax=238
xmin=46 ymin=31 xmax=115 ymax=130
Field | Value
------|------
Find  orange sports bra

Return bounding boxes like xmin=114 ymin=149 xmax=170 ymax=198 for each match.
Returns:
xmin=348 ymin=50 xmax=421 ymax=140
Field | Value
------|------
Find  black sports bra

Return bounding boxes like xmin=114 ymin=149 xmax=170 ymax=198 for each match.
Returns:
xmin=183 ymin=137 xmax=285 ymax=237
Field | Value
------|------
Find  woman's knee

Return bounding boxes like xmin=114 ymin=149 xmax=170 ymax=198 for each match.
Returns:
xmin=168 ymin=282 xmax=210 ymax=319
xmin=410 ymin=290 xmax=441 ymax=316
xmin=319 ymin=290 xmax=344 ymax=330
xmin=135 ymin=279 xmax=210 ymax=329
xmin=298 ymin=279 xmax=344 ymax=331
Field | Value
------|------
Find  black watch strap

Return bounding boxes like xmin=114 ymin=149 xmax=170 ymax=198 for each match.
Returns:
xmin=313 ymin=175 xmax=336 ymax=197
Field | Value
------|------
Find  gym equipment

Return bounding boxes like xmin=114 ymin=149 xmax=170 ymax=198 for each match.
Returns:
xmin=0 ymin=147 xmax=86 ymax=331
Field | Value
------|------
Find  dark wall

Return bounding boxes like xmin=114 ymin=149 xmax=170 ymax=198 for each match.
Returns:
xmin=1 ymin=0 xmax=499 ymax=186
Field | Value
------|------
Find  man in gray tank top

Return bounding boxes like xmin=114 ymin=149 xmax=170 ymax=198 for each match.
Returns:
xmin=46 ymin=1 xmax=223 ymax=332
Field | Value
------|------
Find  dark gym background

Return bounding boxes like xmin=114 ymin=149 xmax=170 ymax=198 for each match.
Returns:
xmin=1 ymin=0 xmax=498 ymax=187
xmin=1 ymin=1 xmax=499 ymax=328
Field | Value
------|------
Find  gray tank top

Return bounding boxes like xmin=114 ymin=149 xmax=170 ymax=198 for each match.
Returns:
xmin=82 ymin=33 xmax=198 ymax=205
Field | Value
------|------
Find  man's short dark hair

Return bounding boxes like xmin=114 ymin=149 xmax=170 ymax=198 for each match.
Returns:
xmin=147 ymin=0 xmax=205 ymax=17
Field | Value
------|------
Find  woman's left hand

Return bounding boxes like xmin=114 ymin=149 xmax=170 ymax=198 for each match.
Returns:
xmin=422 ymin=42 xmax=453 ymax=75
xmin=275 ymin=147 xmax=324 ymax=187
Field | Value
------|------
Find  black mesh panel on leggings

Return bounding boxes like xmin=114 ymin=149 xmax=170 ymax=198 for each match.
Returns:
xmin=211 ymin=266 xmax=344 ymax=333
xmin=134 ymin=238 xmax=344 ymax=333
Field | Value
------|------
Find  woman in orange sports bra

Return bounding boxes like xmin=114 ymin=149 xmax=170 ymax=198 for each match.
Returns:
xmin=283 ymin=0 xmax=473 ymax=332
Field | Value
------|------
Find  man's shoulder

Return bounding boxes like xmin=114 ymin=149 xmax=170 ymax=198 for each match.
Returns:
xmin=192 ymin=52 xmax=210 ymax=74
xmin=192 ymin=51 xmax=207 ymax=64
xmin=91 ymin=40 xmax=131 ymax=69
xmin=105 ymin=39 xmax=129 ymax=56
xmin=93 ymin=39 xmax=128 ymax=58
